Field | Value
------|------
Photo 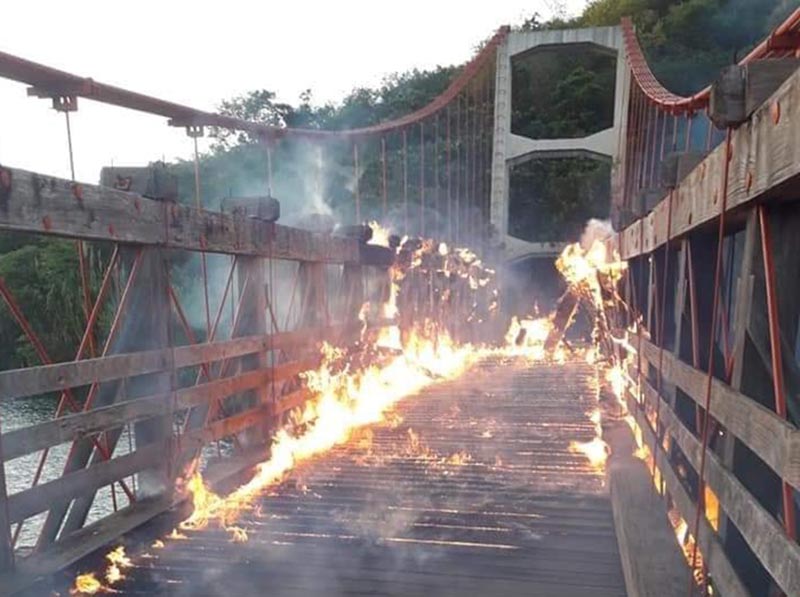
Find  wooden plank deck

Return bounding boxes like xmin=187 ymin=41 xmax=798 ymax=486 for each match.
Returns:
xmin=50 ymin=357 xmax=628 ymax=596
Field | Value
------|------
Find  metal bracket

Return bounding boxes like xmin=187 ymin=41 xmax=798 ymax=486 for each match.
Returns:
xmin=185 ymin=125 xmax=204 ymax=139
xmin=51 ymin=95 xmax=78 ymax=112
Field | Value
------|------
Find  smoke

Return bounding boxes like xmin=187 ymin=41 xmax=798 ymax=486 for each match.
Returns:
xmin=579 ymin=218 xmax=613 ymax=251
xmin=308 ymin=144 xmax=334 ymax=217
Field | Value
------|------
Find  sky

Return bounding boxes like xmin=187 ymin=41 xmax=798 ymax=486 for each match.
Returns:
xmin=0 ymin=0 xmax=588 ymax=183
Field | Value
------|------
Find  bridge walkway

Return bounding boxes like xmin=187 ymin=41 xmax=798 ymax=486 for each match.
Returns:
xmin=67 ymin=357 xmax=627 ymax=596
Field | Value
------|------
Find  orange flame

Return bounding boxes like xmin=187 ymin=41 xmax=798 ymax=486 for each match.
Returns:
xmin=104 ymin=546 xmax=132 ymax=585
xmin=569 ymin=436 xmax=609 ymax=471
xmin=367 ymin=220 xmax=392 ymax=247
xmin=180 ymin=329 xmax=487 ymax=537
xmin=70 ymin=574 xmax=103 ymax=596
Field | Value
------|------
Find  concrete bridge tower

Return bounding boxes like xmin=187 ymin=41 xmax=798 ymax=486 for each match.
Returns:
xmin=490 ymin=26 xmax=628 ymax=261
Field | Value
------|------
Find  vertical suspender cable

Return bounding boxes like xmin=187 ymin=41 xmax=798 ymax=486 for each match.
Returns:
xmin=434 ymin=114 xmax=439 ymax=233
xmin=65 ymin=107 xmax=121 ymax=511
xmin=758 ymin=205 xmax=798 ymax=541
xmin=687 ymin=128 xmax=733 ymax=596
xmin=381 ymin=136 xmax=388 ymax=218
xmin=403 ymin=129 xmax=408 ymax=234
xmin=192 ymin=133 xmax=212 ymax=338
xmin=654 ymin=190 xmax=673 ymax=492
xmin=446 ymin=105 xmax=452 ymax=241
xmin=455 ymin=94 xmax=462 ymax=243
xmin=353 ymin=141 xmax=360 ymax=223
xmin=419 ymin=122 xmax=425 ymax=236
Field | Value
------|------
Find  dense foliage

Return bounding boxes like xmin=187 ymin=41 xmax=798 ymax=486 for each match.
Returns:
xmin=1 ymin=0 xmax=794 ymax=370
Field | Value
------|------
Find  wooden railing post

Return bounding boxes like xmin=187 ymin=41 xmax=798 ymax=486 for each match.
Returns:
xmin=297 ymin=262 xmax=327 ymax=330
xmin=341 ymin=264 xmax=364 ymax=322
xmin=232 ymin=253 xmax=271 ymax=446
xmin=37 ymin=246 xmax=173 ymax=547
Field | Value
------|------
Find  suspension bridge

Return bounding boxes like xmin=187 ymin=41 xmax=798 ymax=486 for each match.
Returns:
xmin=0 ymin=9 xmax=799 ymax=597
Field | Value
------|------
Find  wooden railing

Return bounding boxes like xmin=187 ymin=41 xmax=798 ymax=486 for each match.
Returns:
xmin=0 ymin=165 xmax=395 ymax=591
xmin=618 ymin=64 xmax=800 ymax=597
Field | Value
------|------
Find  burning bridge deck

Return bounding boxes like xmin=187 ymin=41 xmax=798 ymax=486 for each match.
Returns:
xmin=69 ymin=357 xmax=627 ymax=596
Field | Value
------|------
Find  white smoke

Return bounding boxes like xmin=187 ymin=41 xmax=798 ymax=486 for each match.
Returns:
xmin=579 ymin=218 xmax=614 ymax=251
xmin=307 ymin=144 xmax=333 ymax=217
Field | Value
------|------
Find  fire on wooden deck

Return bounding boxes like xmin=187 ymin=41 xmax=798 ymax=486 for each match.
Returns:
xmin=49 ymin=357 xmax=627 ymax=597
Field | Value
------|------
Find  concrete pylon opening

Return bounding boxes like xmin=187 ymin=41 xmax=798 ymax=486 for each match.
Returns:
xmin=490 ymin=26 xmax=628 ymax=261
xmin=508 ymin=153 xmax=611 ymax=247
xmin=511 ymin=42 xmax=617 ymax=140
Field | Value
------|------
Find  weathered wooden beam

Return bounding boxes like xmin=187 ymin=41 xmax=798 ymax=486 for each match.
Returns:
xmin=0 ymin=443 xmax=268 ymax=597
xmin=624 ymin=390 xmax=748 ymax=597
xmin=639 ymin=379 xmax=800 ymax=596
xmin=2 ymin=359 xmax=315 ymax=462
xmin=6 ymin=442 xmax=164 ymax=524
xmin=606 ymin=419 xmax=688 ymax=597
xmin=620 ymin=64 xmax=800 ymax=259
xmin=2 ymin=394 xmax=168 ymax=462
xmin=710 ymin=59 xmax=800 ymax=128
xmin=270 ymin=387 xmax=314 ymax=418
xmin=639 ymin=337 xmax=800 ymax=489
xmin=0 ymin=323 xmax=361 ymax=400
xmin=220 ymin=195 xmax=280 ymax=222
xmin=720 ymin=210 xmax=759 ymax=543
xmin=99 ymin=165 xmax=178 ymax=202
xmin=0 ymin=166 xmax=359 ymax=263
xmin=359 ymin=244 xmax=395 ymax=268
xmin=175 ymin=360 xmax=314 ymax=411
xmin=0 ymin=497 xmax=170 ymax=597
xmin=181 ymin=405 xmax=272 ymax=451
xmin=57 ymin=250 xmax=172 ymax=541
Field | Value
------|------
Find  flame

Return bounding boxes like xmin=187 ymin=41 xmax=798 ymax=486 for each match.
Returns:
xmin=584 ymin=347 xmax=597 ymax=365
xmin=403 ymin=427 xmax=434 ymax=459
xmin=445 ymin=451 xmax=472 ymax=466
xmin=105 ymin=566 xmax=122 ymax=585
xmin=70 ymin=547 xmax=131 ymax=594
xmin=367 ymin=220 xmax=392 ymax=247
xmin=377 ymin=325 xmax=402 ymax=351
xmin=71 ymin=573 xmax=104 ymax=596
xmin=589 ymin=408 xmax=602 ymax=437
xmin=551 ymin=238 xmax=627 ymax=357
xmin=104 ymin=546 xmax=132 ymax=585
xmin=180 ymin=329 xmax=486 ymax=537
xmin=106 ymin=546 xmax=132 ymax=570
xmin=667 ymin=508 xmax=705 ymax=585
xmin=70 ymin=222 xmax=632 ymax=592
xmin=606 ymin=363 xmax=626 ymax=402
xmin=569 ymin=436 xmax=609 ymax=471
xmin=504 ymin=316 xmax=551 ymax=360
xmin=557 ymin=240 xmax=626 ymax=289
